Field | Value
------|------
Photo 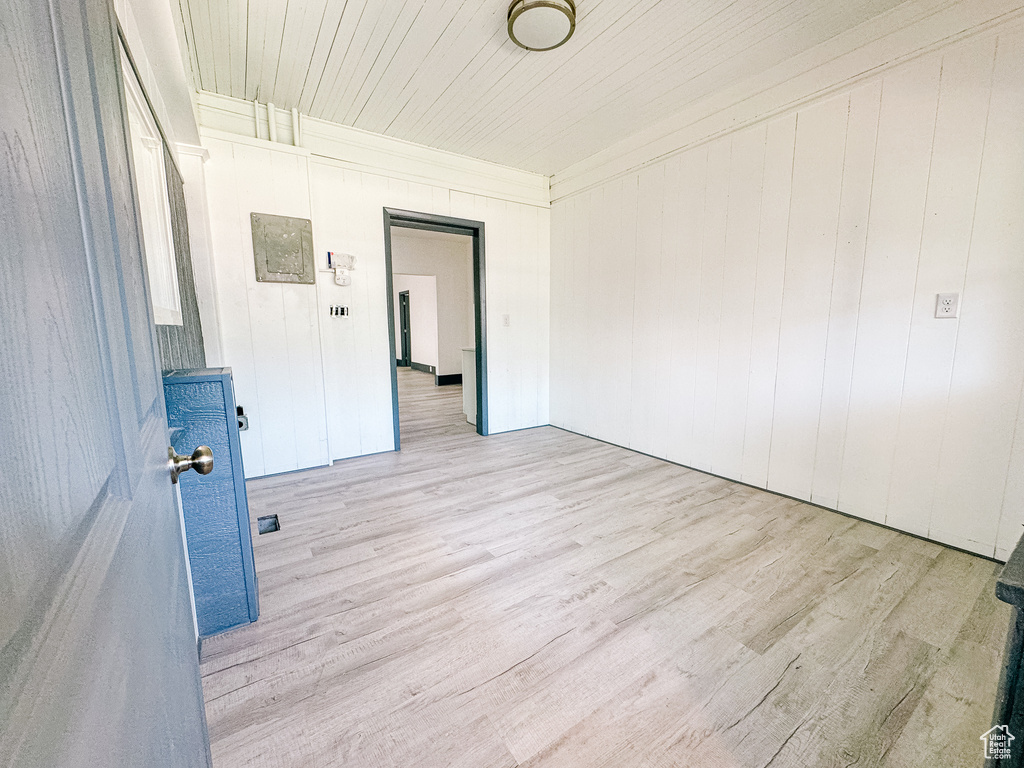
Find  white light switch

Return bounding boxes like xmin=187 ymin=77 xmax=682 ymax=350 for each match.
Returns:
xmin=502 ymin=314 xmax=510 ymax=327
xmin=935 ymin=293 xmax=959 ymax=319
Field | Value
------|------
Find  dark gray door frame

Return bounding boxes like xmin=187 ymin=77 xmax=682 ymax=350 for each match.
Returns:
xmin=383 ymin=207 xmax=488 ymax=447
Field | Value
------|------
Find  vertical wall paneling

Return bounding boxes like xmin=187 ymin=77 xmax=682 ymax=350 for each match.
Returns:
xmin=485 ymin=195 xmax=513 ymax=434
xmin=549 ymin=197 xmax=572 ymax=430
xmin=767 ymin=95 xmax=849 ymax=500
xmin=712 ymin=125 xmax=765 ymax=480
xmin=838 ymin=55 xmax=941 ymax=524
xmin=312 ymin=164 xmax=359 ymax=460
xmin=246 ymin=147 xmax=327 ymax=475
xmin=549 ymin=25 xmax=1024 ymax=557
xmin=568 ymin=190 xmax=593 ymax=438
xmin=536 ymin=204 xmax=552 ymax=425
xmin=741 ymin=115 xmax=796 ymax=488
xmin=932 ymin=28 xmax=1024 ymax=554
xmin=885 ymin=37 xmax=996 ymax=537
xmin=690 ymin=141 xmax=730 ymax=472
xmin=203 ymin=139 xmax=329 ymax=477
xmin=649 ymin=156 xmax=682 ymax=461
xmin=524 ymin=204 xmax=542 ymax=427
xmin=629 ymin=163 xmax=666 ymax=456
xmin=810 ymin=82 xmax=881 ymax=510
xmin=362 ymin=172 xmax=398 ymax=456
xmin=566 ymin=189 xmax=592 ymax=436
xmin=664 ymin=148 xmax=707 ymax=469
xmin=586 ymin=187 xmax=611 ymax=440
xmin=501 ymin=199 xmax=521 ymax=434
xmin=203 ymin=138 xmax=266 ymax=475
xmin=609 ymin=177 xmax=640 ymax=448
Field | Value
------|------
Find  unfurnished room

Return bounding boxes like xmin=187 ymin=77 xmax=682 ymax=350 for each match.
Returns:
xmin=2 ymin=0 xmax=1024 ymax=766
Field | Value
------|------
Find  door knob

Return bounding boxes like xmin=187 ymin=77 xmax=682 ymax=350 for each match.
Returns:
xmin=168 ymin=446 xmax=214 ymax=484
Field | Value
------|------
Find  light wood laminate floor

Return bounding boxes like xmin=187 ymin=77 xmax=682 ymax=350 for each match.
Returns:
xmin=201 ymin=368 xmax=1010 ymax=767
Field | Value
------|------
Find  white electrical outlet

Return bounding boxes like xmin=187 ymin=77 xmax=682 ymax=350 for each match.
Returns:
xmin=502 ymin=314 xmax=511 ymax=327
xmin=935 ymin=293 xmax=959 ymax=319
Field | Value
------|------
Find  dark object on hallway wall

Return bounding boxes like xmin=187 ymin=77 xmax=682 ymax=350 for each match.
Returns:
xmin=157 ymin=144 xmax=206 ymax=370
xmin=250 ymin=212 xmax=315 ymax=284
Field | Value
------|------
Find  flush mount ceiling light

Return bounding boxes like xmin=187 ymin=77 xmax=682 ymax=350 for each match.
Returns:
xmin=507 ymin=0 xmax=576 ymax=51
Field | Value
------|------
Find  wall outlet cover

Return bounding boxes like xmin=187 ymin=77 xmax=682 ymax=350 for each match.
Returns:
xmin=936 ymin=293 xmax=959 ymax=318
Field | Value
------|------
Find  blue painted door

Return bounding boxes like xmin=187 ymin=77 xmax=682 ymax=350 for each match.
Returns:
xmin=165 ymin=369 xmax=260 ymax=636
xmin=0 ymin=0 xmax=211 ymax=765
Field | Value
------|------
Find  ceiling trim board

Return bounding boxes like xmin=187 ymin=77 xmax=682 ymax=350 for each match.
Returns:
xmin=196 ymin=94 xmax=550 ymax=207
xmin=305 ymin=149 xmax=550 ymax=209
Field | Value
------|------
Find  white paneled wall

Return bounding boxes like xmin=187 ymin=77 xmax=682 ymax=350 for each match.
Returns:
xmin=202 ymin=130 xmax=550 ymax=476
xmin=550 ymin=26 xmax=1024 ymax=559
xmin=203 ymin=140 xmax=329 ymax=477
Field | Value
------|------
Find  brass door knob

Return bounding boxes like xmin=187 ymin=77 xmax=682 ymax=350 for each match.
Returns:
xmin=168 ymin=446 xmax=214 ymax=484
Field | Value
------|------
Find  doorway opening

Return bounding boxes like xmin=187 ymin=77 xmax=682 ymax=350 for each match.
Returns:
xmin=383 ymin=208 xmax=488 ymax=450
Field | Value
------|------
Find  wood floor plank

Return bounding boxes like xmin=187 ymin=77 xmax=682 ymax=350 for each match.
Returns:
xmin=201 ymin=368 xmax=1009 ymax=768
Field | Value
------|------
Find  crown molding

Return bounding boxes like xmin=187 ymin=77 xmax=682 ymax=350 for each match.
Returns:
xmin=195 ymin=91 xmax=550 ymax=208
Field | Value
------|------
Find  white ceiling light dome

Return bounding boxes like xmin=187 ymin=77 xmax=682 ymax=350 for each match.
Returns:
xmin=507 ymin=0 xmax=576 ymax=52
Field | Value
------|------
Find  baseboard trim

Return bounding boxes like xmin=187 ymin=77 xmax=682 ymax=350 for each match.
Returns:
xmin=410 ymin=362 xmax=435 ymax=374
xmin=435 ymin=373 xmax=462 ymax=386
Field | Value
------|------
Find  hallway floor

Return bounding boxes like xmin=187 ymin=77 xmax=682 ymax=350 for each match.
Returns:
xmin=200 ymin=368 xmax=1008 ymax=767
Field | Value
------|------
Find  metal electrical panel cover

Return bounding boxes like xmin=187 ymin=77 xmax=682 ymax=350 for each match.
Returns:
xmin=250 ymin=212 xmax=315 ymax=284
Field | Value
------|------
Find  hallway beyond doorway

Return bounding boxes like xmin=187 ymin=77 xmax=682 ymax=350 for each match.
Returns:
xmin=397 ymin=367 xmax=474 ymax=446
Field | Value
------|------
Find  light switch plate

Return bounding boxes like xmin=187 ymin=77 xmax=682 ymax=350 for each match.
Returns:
xmin=935 ymin=293 xmax=959 ymax=318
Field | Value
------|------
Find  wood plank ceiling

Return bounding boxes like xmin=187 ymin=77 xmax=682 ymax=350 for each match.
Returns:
xmin=177 ymin=0 xmax=907 ymax=175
